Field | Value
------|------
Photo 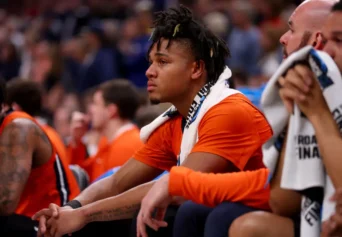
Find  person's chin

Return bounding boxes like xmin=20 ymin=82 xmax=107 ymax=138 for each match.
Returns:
xmin=148 ymin=93 xmax=162 ymax=105
xmin=149 ymin=98 xmax=161 ymax=105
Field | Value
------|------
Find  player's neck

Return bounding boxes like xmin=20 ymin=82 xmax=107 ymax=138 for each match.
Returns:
xmin=103 ymin=118 xmax=132 ymax=141
xmin=172 ymin=82 xmax=206 ymax=118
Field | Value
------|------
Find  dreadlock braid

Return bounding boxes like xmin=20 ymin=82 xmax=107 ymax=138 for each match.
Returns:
xmin=332 ymin=0 xmax=342 ymax=12
xmin=148 ymin=5 xmax=230 ymax=83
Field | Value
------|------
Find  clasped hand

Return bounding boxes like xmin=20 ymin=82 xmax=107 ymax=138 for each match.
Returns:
xmin=32 ymin=203 xmax=85 ymax=237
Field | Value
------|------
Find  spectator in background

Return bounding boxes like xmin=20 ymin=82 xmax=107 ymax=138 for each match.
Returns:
xmin=227 ymin=0 xmax=262 ymax=77
xmin=54 ymin=106 xmax=73 ymax=143
xmin=52 ymin=92 xmax=82 ymax=143
xmin=203 ymin=11 xmax=230 ymax=40
xmin=28 ymin=40 xmax=67 ymax=120
xmin=61 ymin=37 xmax=88 ymax=92
xmin=259 ymin=23 xmax=285 ymax=78
xmin=0 ymin=79 xmax=80 ymax=236
xmin=67 ymin=79 xmax=143 ymax=182
xmin=76 ymin=24 xmax=122 ymax=93
xmin=229 ymin=69 xmax=264 ymax=108
xmin=5 ymin=78 xmax=81 ymax=186
xmin=0 ymin=41 xmax=21 ymax=81
xmin=30 ymin=40 xmax=61 ymax=84
xmin=249 ymin=0 xmax=287 ymax=26
xmin=118 ymin=2 xmax=152 ymax=88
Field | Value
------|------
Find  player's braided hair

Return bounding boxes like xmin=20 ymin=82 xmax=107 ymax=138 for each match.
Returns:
xmin=148 ymin=5 xmax=230 ymax=83
xmin=332 ymin=0 xmax=342 ymax=11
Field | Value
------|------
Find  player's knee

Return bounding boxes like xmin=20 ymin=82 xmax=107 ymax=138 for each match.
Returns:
xmin=177 ymin=201 xmax=207 ymax=220
xmin=229 ymin=211 xmax=269 ymax=237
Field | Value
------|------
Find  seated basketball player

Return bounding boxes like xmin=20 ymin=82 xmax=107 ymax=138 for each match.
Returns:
xmin=32 ymin=6 xmax=271 ymax=237
xmin=230 ymin=1 xmax=342 ymax=237
xmin=139 ymin=1 xmax=340 ymax=237
xmin=0 ymin=79 xmax=79 ymax=237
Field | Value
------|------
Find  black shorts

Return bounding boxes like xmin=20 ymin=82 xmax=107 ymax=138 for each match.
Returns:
xmin=0 ymin=214 xmax=38 ymax=237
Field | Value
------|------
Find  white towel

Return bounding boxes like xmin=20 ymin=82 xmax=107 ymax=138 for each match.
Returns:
xmin=261 ymin=46 xmax=342 ymax=237
xmin=140 ymin=66 xmax=240 ymax=165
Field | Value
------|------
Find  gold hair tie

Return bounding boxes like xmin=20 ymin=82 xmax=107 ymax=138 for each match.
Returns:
xmin=173 ymin=24 xmax=180 ymax=37
xmin=149 ymin=29 xmax=155 ymax=41
xmin=210 ymin=48 xmax=214 ymax=58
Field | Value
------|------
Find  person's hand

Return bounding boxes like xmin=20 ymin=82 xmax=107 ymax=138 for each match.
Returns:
xmin=70 ymin=111 xmax=90 ymax=145
xmin=45 ymin=208 xmax=86 ymax=237
xmin=321 ymin=188 xmax=342 ymax=237
xmin=137 ymin=175 xmax=172 ymax=237
xmin=278 ymin=64 xmax=329 ymax=120
xmin=32 ymin=204 xmax=71 ymax=237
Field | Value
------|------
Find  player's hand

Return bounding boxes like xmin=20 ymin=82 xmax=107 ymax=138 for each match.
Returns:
xmin=32 ymin=204 xmax=71 ymax=237
xmin=45 ymin=208 xmax=86 ymax=237
xmin=278 ymin=64 xmax=329 ymax=120
xmin=321 ymin=188 xmax=342 ymax=237
xmin=137 ymin=175 xmax=171 ymax=237
xmin=70 ymin=111 xmax=90 ymax=144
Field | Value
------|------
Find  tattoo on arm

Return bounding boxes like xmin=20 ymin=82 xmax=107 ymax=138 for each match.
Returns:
xmin=86 ymin=204 xmax=141 ymax=223
xmin=0 ymin=120 xmax=36 ymax=214
xmin=30 ymin=124 xmax=50 ymax=146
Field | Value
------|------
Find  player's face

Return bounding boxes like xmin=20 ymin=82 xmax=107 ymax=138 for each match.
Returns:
xmin=146 ymin=39 xmax=195 ymax=104
xmin=322 ymin=12 xmax=342 ymax=73
xmin=279 ymin=11 xmax=313 ymax=59
xmin=89 ymin=91 xmax=111 ymax=130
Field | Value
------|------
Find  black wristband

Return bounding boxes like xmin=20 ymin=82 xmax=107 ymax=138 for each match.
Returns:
xmin=64 ymin=200 xmax=82 ymax=209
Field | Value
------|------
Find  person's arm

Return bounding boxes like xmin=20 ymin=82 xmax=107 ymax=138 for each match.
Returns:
xmin=77 ymin=152 xmax=234 ymax=222
xmin=81 ymin=181 xmax=153 ymax=223
xmin=279 ymin=64 xmax=342 ymax=188
xmin=269 ymin=131 xmax=301 ymax=217
xmin=66 ymin=111 xmax=90 ymax=166
xmin=41 ymin=181 xmax=156 ymax=236
xmin=310 ymin=109 xmax=342 ymax=188
xmin=168 ymin=166 xmax=270 ymax=209
xmin=74 ymin=158 xmax=163 ymax=206
xmin=0 ymin=120 xmax=36 ymax=215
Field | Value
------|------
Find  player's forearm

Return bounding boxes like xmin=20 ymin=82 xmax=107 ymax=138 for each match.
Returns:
xmin=80 ymin=181 xmax=154 ymax=223
xmin=0 ymin=189 xmax=19 ymax=216
xmin=75 ymin=176 xmax=122 ymax=206
xmin=169 ymin=167 xmax=270 ymax=209
xmin=311 ymin=110 xmax=342 ymax=188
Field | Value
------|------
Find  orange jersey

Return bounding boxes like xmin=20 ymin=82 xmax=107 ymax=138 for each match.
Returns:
xmin=0 ymin=111 xmax=79 ymax=217
xmin=40 ymin=124 xmax=80 ymax=197
xmin=67 ymin=141 xmax=88 ymax=167
xmin=169 ymin=166 xmax=270 ymax=210
xmin=41 ymin=124 xmax=69 ymax=165
xmin=69 ymin=124 xmax=144 ymax=182
xmin=134 ymin=94 xmax=272 ymax=171
xmin=134 ymin=94 xmax=272 ymax=210
xmin=67 ymin=134 xmax=108 ymax=167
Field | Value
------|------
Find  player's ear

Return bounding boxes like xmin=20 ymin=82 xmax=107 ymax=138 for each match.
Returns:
xmin=313 ymin=32 xmax=325 ymax=50
xmin=191 ymin=60 xmax=205 ymax=81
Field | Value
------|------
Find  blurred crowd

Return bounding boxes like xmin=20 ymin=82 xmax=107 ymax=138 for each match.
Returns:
xmin=0 ymin=0 xmax=305 ymax=196
xmin=0 ymin=0 xmax=301 ymax=142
